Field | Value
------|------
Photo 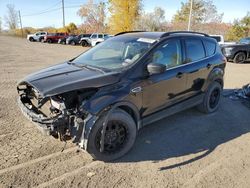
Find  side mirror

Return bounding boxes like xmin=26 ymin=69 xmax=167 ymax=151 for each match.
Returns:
xmin=147 ymin=63 xmax=166 ymax=75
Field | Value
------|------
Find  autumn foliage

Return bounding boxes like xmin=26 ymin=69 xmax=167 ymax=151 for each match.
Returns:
xmin=108 ymin=0 xmax=141 ymax=34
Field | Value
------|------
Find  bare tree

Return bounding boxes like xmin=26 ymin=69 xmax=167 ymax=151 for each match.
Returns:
xmin=136 ymin=7 xmax=166 ymax=31
xmin=4 ymin=4 xmax=19 ymax=30
xmin=77 ymin=0 xmax=107 ymax=33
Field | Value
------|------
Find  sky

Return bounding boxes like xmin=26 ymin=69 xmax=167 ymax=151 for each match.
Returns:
xmin=0 ymin=0 xmax=249 ymax=29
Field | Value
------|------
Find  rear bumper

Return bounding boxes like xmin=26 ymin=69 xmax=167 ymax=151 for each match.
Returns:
xmin=17 ymin=97 xmax=66 ymax=136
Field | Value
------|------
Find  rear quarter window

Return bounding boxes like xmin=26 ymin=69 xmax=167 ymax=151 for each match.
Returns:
xmin=185 ymin=38 xmax=205 ymax=62
xmin=203 ymin=40 xmax=216 ymax=56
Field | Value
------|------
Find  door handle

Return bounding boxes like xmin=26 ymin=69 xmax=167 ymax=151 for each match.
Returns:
xmin=207 ymin=64 xmax=211 ymax=69
xmin=176 ymin=72 xmax=183 ymax=78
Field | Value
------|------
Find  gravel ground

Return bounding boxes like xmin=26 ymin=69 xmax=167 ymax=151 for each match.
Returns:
xmin=0 ymin=35 xmax=250 ymax=188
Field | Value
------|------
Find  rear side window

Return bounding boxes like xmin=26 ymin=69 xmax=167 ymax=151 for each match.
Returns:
xmin=185 ymin=39 xmax=205 ymax=62
xmin=203 ymin=40 xmax=216 ymax=56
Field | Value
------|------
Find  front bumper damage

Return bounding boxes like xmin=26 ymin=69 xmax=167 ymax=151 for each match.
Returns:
xmin=17 ymin=96 xmax=98 ymax=150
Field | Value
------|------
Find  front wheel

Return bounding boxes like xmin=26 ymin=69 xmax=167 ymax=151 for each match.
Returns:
xmin=233 ymin=52 xmax=246 ymax=64
xmin=29 ymin=37 xmax=34 ymax=42
xmin=81 ymin=41 xmax=87 ymax=47
xmin=197 ymin=82 xmax=222 ymax=114
xmin=87 ymin=109 xmax=137 ymax=161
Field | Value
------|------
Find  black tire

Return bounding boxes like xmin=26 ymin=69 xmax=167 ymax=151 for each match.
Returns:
xmin=81 ymin=40 xmax=87 ymax=47
xmin=38 ymin=37 xmax=43 ymax=42
xmin=87 ymin=109 xmax=137 ymax=161
xmin=70 ymin=41 xmax=76 ymax=45
xmin=197 ymin=82 xmax=222 ymax=114
xmin=47 ymin=39 xmax=53 ymax=43
xmin=29 ymin=37 xmax=34 ymax=42
xmin=233 ymin=52 xmax=246 ymax=64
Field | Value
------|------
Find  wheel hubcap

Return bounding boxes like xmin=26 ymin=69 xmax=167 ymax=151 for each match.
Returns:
xmin=209 ymin=88 xmax=220 ymax=109
xmin=236 ymin=54 xmax=245 ymax=63
xmin=96 ymin=120 xmax=128 ymax=154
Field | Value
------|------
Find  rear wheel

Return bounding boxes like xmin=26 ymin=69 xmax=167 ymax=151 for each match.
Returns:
xmin=233 ymin=52 xmax=246 ymax=64
xmin=197 ymin=82 xmax=222 ymax=114
xmin=87 ymin=109 xmax=137 ymax=161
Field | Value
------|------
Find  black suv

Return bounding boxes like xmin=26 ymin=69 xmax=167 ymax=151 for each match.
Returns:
xmin=17 ymin=31 xmax=226 ymax=161
xmin=221 ymin=37 xmax=250 ymax=63
xmin=66 ymin=34 xmax=91 ymax=45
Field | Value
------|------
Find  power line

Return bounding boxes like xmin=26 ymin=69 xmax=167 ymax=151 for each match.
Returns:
xmin=22 ymin=1 xmax=61 ymax=17
xmin=22 ymin=8 xmax=62 ymax=17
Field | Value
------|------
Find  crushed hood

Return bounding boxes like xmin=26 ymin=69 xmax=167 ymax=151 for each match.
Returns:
xmin=18 ymin=62 xmax=120 ymax=97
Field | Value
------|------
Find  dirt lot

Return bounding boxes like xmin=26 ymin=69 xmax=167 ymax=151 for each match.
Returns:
xmin=0 ymin=35 xmax=250 ymax=188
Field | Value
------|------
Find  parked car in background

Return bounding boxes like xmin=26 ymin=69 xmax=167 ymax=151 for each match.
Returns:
xmin=43 ymin=33 xmax=68 ymax=43
xmin=17 ymin=31 xmax=226 ymax=161
xmin=58 ymin=35 xmax=76 ymax=44
xmin=80 ymin=33 xmax=110 ymax=47
xmin=27 ymin=31 xmax=48 ymax=42
xmin=210 ymin=35 xmax=236 ymax=46
xmin=239 ymin=37 xmax=250 ymax=44
xmin=66 ymin=34 xmax=91 ymax=45
xmin=221 ymin=37 xmax=250 ymax=63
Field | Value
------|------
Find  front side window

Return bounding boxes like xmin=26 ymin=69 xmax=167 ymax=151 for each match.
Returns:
xmin=150 ymin=39 xmax=182 ymax=69
xmin=185 ymin=39 xmax=205 ymax=62
xmin=71 ymin=36 xmax=154 ymax=70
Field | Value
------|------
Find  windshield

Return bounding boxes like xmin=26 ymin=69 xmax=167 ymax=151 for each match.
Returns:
xmin=71 ymin=36 xmax=155 ymax=70
xmin=240 ymin=38 xmax=250 ymax=44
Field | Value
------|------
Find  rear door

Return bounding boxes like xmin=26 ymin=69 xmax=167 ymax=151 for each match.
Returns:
xmin=184 ymin=37 xmax=216 ymax=97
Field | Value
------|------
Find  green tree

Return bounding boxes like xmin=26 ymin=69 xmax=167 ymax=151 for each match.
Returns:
xmin=172 ymin=0 xmax=223 ymax=29
xmin=241 ymin=12 xmax=250 ymax=36
xmin=4 ymin=4 xmax=19 ymax=30
xmin=65 ymin=22 xmax=78 ymax=34
xmin=108 ymin=0 xmax=142 ymax=34
xmin=226 ymin=12 xmax=250 ymax=41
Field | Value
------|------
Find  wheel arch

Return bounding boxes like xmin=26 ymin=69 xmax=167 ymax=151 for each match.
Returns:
xmin=233 ymin=50 xmax=247 ymax=58
xmin=202 ymin=67 xmax=224 ymax=92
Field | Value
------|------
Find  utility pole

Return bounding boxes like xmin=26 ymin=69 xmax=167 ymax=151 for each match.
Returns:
xmin=187 ymin=0 xmax=193 ymax=31
xmin=62 ymin=0 xmax=65 ymax=27
xmin=18 ymin=10 xmax=23 ymax=37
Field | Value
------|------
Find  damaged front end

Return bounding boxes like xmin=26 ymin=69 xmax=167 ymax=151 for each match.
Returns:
xmin=17 ymin=83 xmax=98 ymax=149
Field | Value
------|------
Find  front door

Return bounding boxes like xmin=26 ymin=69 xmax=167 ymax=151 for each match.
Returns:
xmin=142 ymin=39 xmax=190 ymax=116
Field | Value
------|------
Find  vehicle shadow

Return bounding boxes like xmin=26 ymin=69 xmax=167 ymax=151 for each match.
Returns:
xmin=116 ymin=90 xmax=250 ymax=170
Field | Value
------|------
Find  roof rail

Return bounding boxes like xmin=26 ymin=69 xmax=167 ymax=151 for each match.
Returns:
xmin=161 ymin=31 xmax=209 ymax=38
xmin=114 ymin=31 xmax=146 ymax=36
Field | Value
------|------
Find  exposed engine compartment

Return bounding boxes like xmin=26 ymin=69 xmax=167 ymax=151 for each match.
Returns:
xmin=17 ymin=83 xmax=98 ymax=143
